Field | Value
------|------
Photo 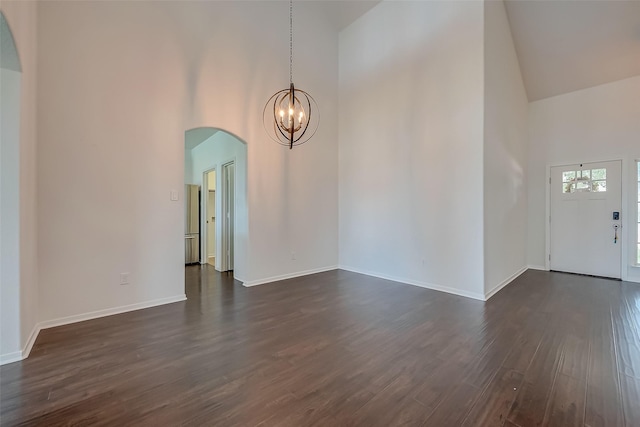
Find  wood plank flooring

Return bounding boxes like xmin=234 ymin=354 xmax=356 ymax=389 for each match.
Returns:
xmin=1 ymin=267 xmax=640 ymax=426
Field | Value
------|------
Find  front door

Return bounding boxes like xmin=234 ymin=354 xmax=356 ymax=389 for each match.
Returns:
xmin=550 ymin=160 xmax=622 ymax=278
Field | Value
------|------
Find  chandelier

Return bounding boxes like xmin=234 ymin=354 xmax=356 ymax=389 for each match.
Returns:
xmin=263 ymin=0 xmax=319 ymax=149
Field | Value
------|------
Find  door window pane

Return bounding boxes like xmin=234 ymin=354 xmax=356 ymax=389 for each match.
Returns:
xmin=592 ymin=181 xmax=606 ymax=192
xmin=563 ymin=182 xmax=574 ymax=194
xmin=576 ymin=180 xmax=590 ymax=191
xmin=561 ymin=168 xmax=608 ymax=194
xmin=563 ymin=171 xmax=576 ymax=182
xmin=591 ymin=168 xmax=606 ymax=180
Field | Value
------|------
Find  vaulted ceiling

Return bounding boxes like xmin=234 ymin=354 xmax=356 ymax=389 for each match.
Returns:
xmin=505 ymin=0 xmax=640 ymax=101
xmin=330 ymin=0 xmax=640 ymax=102
xmin=318 ymin=0 xmax=380 ymax=31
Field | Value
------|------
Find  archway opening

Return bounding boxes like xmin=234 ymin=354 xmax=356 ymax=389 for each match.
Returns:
xmin=1 ymin=11 xmax=23 ymax=362
xmin=183 ymin=127 xmax=248 ymax=291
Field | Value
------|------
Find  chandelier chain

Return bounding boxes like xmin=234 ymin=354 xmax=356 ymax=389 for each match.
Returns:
xmin=289 ymin=0 xmax=293 ymax=84
xmin=262 ymin=0 xmax=319 ymax=148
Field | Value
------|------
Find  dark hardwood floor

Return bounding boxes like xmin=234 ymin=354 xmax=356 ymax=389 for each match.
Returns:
xmin=1 ymin=267 xmax=640 ymax=426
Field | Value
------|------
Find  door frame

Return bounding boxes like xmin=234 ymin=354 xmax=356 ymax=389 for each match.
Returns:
xmin=200 ymin=167 xmax=216 ymax=268
xmin=220 ymin=158 xmax=236 ymax=273
xmin=546 ymin=157 xmax=628 ymax=280
xmin=222 ymin=157 xmax=237 ymax=271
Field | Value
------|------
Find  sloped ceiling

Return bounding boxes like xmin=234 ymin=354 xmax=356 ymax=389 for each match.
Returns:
xmin=505 ymin=0 xmax=640 ymax=101
xmin=185 ymin=128 xmax=218 ymax=150
xmin=1 ymin=12 xmax=21 ymax=72
xmin=316 ymin=0 xmax=380 ymax=31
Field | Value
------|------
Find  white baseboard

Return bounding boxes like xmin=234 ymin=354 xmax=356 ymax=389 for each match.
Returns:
xmin=0 ymin=351 xmax=23 ymax=365
xmin=0 ymin=323 xmax=41 ymax=366
xmin=527 ymin=265 xmax=547 ymax=271
xmin=1 ymin=295 xmax=186 ymax=366
xmin=38 ymin=294 xmax=187 ymax=330
xmin=22 ymin=323 xmax=41 ymax=359
xmin=484 ymin=266 xmax=528 ymax=301
xmin=243 ymin=265 xmax=338 ymax=287
xmin=338 ymin=265 xmax=486 ymax=301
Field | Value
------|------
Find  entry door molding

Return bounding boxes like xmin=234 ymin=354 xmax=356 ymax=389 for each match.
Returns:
xmin=547 ymin=159 xmax=623 ymax=279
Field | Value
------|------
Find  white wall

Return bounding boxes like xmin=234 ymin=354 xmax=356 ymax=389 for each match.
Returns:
xmin=483 ymin=0 xmax=528 ymax=295
xmin=0 ymin=2 xmax=38 ymax=363
xmin=528 ymin=76 xmax=640 ymax=282
xmin=189 ymin=131 xmax=247 ymax=278
xmin=36 ymin=1 xmax=339 ymax=322
xmin=1 ymin=68 xmax=22 ymax=361
xmin=338 ymin=1 xmax=486 ymax=299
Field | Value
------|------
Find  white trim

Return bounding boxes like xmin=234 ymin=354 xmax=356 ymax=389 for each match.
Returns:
xmin=620 ymin=159 xmax=629 ymax=281
xmin=243 ymin=266 xmax=338 ymax=287
xmin=1 ymin=295 xmax=186 ymax=366
xmin=634 ymin=159 xmax=640 ymax=269
xmin=527 ymin=264 xmax=547 ymax=271
xmin=0 ymin=323 xmax=41 ymax=366
xmin=0 ymin=351 xmax=23 ymax=365
xmin=22 ymin=323 xmax=41 ymax=359
xmin=626 ymin=272 xmax=640 ymax=284
xmin=545 ymin=164 xmax=551 ymax=271
xmin=220 ymin=158 xmax=237 ymax=273
xmin=546 ymin=157 xmax=628 ymax=170
xmin=38 ymin=294 xmax=186 ymax=330
xmin=484 ymin=266 xmax=528 ymax=300
xmin=338 ymin=265 xmax=486 ymax=301
xmin=201 ymin=167 xmax=216 ymax=266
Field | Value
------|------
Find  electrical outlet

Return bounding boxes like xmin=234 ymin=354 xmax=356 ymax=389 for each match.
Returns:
xmin=120 ymin=272 xmax=130 ymax=285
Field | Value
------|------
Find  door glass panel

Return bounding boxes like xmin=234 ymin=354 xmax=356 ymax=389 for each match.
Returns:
xmin=563 ymin=171 xmax=576 ymax=182
xmin=561 ymin=167 xmax=608 ymax=194
xmin=592 ymin=181 xmax=606 ymax=192
xmin=576 ymin=180 xmax=590 ymax=191
xmin=591 ymin=168 xmax=606 ymax=180
xmin=563 ymin=182 xmax=574 ymax=194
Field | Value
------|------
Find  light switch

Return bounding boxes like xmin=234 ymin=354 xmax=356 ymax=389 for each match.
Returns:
xmin=170 ymin=190 xmax=179 ymax=201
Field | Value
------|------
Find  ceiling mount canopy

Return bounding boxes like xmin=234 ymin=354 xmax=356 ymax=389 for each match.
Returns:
xmin=263 ymin=0 xmax=319 ymax=149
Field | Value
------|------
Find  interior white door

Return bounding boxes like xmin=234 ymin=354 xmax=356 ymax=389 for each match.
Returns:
xmin=550 ymin=160 xmax=622 ymax=278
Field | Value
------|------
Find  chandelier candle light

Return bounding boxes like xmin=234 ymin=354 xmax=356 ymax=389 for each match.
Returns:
xmin=263 ymin=0 xmax=319 ymax=149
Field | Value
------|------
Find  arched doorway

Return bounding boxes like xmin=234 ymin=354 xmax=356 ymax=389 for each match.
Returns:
xmin=183 ymin=127 xmax=248 ymax=285
xmin=1 ymin=11 xmax=23 ymax=362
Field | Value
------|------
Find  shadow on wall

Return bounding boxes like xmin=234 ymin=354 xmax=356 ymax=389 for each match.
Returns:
xmin=184 ymin=127 xmax=249 ymax=283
